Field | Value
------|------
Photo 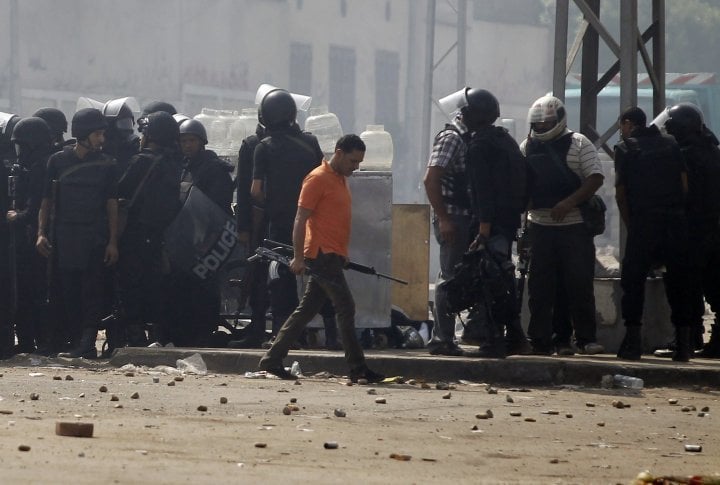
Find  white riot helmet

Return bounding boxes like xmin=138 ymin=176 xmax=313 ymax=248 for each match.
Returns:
xmin=527 ymin=95 xmax=567 ymax=142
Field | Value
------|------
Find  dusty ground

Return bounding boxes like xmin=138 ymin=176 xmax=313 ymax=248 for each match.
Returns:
xmin=0 ymin=359 xmax=717 ymax=485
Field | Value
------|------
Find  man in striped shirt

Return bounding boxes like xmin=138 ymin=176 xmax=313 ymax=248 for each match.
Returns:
xmin=520 ymin=95 xmax=605 ymax=356
xmin=423 ymin=87 xmax=492 ymax=356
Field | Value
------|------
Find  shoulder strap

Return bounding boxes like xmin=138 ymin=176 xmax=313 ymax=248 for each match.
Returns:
xmin=544 ymin=137 xmax=581 ymax=189
xmin=58 ymin=158 xmax=114 ymax=181
xmin=127 ymin=155 xmax=162 ymax=209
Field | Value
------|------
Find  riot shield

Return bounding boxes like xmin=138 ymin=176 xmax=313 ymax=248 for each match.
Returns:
xmin=164 ymin=186 xmax=242 ymax=281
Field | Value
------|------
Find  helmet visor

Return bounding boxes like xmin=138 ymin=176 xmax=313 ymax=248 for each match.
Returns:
xmin=650 ymin=108 xmax=671 ymax=134
xmin=0 ymin=112 xmax=17 ymax=135
xmin=103 ymin=97 xmax=140 ymax=119
xmin=438 ymin=88 xmax=469 ymax=117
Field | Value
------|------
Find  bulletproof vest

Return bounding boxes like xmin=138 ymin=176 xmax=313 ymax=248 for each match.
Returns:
xmin=435 ymin=124 xmax=472 ymax=212
xmin=55 ymin=148 xmax=115 ymax=225
xmin=618 ymin=126 xmax=685 ymax=213
xmin=467 ymin=126 xmax=528 ymax=221
xmin=525 ymin=133 xmax=575 ymax=209
xmin=181 ymin=150 xmax=233 ymax=214
xmin=681 ymin=133 xmax=720 ymax=220
xmin=259 ymin=128 xmax=322 ymax=221
xmin=128 ymin=149 xmax=181 ymax=232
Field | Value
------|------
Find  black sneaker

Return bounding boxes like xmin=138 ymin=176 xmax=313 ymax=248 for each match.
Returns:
xmin=259 ymin=365 xmax=297 ymax=380
xmin=349 ymin=366 xmax=385 ymax=384
xmin=427 ymin=342 xmax=464 ymax=356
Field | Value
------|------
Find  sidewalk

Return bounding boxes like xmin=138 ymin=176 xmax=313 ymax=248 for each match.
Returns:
xmin=109 ymin=347 xmax=720 ymax=388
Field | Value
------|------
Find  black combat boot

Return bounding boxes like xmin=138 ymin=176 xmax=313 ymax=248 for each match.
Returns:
xmin=672 ymin=326 xmax=692 ymax=362
xmin=617 ymin=325 xmax=642 ymax=360
xmin=58 ymin=328 xmax=98 ymax=359
xmin=505 ymin=317 xmax=532 ymax=355
xmin=699 ymin=323 xmax=720 ymax=358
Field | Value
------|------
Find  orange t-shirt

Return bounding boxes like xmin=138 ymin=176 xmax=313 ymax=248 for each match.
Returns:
xmin=298 ymin=160 xmax=351 ymax=258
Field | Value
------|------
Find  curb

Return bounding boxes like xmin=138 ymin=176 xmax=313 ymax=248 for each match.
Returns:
xmin=109 ymin=348 xmax=720 ymax=388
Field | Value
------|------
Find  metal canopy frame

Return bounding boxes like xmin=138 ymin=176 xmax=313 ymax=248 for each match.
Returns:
xmin=552 ymin=0 xmax=666 ymax=158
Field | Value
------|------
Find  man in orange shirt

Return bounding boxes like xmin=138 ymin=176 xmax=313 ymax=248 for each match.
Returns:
xmin=258 ymin=135 xmax=384 ymax=383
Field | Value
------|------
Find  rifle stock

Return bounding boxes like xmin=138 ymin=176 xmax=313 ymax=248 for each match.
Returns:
xmin=263 ymin=239 xmax=408 ymax=285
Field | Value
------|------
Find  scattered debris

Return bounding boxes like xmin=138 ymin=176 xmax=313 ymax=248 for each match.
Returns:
xmin=18 ymin=445 xmax=31 ymax=452
xmin=130 ymin=392 xmax=140 ymax=400
xmin=668 ymin=399 xmax=678 ymax=405
xmin=442 ymin=392 xmax=451 ymax=400
xmin=197 ymin=405 xmax=208 ymax=412
xmin=389 ymin=453 xmax=411 ymax=461
xmin=435 ymin=382 xmax=449 ymax=391
xmin=167 ymin=381 xmax=175 ymax=387
xmin=375 ymin=398 xmax=387 ymax=404
xmin=254 ymin=442 xmax=267 ymax=448
xmin=110 ymin=395 xmax=119 ymax=402
xmin=597 ymin=422 xmax=605 ymax=427
xmin=282 ymin=406 xmax=292 ymax=415
xmin=367 ymin=389 xmax=377 ymax=395
xmin=323 ymin=441 xmax=339 ymax=449
xmin=99 ymin=386 xmax=108 ymax=393
xmin=65 ymin=375 xmax=74 ymax=381
xmin=334 ymin=409 xmax=347 ymax=418
xmin=585 ymin=402 xmax=595 ymax=407
xmin=220 ymin=397 xmax=228 ymax=404
xmin=524 ymin=418 xmax=536 ymax=422
xmin=510 ymin=411 xmax=522 ymax=417
xmin=684 ymin=444 xmax=702 ymax=453
xmin=506 ymin=395 xmax=514 ymax=403
xmin=52 ymin=376 xmax=62 ymax=381
xmin=55 ymin=422 xmax=94 ymax=438
xmin=30 ymin=393 xmax=39 ymax=401
xmin=174 ymin=376 xmax=184 ymax=382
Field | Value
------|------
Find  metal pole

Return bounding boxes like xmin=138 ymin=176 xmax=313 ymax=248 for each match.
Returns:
xmin=619 ymin=0 xmax=638 ymax=114
xmin=552 ymin=0 xmax=569 ymax=100
xmin=421 ymin=0 xmax=436 ymax=170
xmin=652 ymin=0 xmax=666 ymax=118
xmin=456 ymin=0 xmax=467 ymax=89
xmin=580 ymin=0 xmax=600 ymax=139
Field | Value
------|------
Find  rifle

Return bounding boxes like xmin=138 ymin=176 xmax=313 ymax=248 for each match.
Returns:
xmin=45 ymin=180 xmax=58 ymax=304
xmin=7 ymin=163 xmax=19 ymax=318
xmin=264 ymin=239 xmax=409 ymax=285
xmin=515 ymin=213 xmax=531 ymax=315
xmin=247 ymin=245 xmax=338 ymax=287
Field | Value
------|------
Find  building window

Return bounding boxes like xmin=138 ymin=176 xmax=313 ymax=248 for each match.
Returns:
xmin=289 ymin=43 xmax=312 ymax=96
xmin=329 ymin=45 xmax=356 ymax=133
xmin=374 ymin=50 xmax=400 ymax=132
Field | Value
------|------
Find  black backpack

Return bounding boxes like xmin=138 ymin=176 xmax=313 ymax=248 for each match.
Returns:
xmin=467 ymin=126 xmax=528 ymax=218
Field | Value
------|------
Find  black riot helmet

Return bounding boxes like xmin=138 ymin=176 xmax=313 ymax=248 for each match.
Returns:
xmin=32 ymin=108 xmax=68 ymax=138
xmin=0 ymin=112 xmax=21 ymax=156
xmin=259 ymin=89 xmax=297 ymax=129
xmin=178 ymin=119 xmax=208 ymax=144
xmin=71 ymin=108 xmax=108 ymax=140
xmin=665 ymin=102 xmax=704 ymax=140
xmin=11 ymin=117 xmax=53 ymax=148
xmin=141 ymin=101 xmax=178 ymax=117
xmin=464 ymin=88 xmax=500 ymax=126
xmin=138 ymin=111 xmax=179 ymax=146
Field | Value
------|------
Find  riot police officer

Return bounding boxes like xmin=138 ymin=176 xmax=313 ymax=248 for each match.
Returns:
xmin=464 ymin=89 xmax=532 ymax=358
xmin=663 ymin=103 xmax=720 ymax=359
xmin=229 ymin=122 xmax=270 ymax=348
xmin=423 ymin=87 xmax=497 ymax=356
xmin=33 ymin=107 xmax=72 ymax=152
xmin=116 ymin=111 xmax=182 ymax=349
xmin=141 ymin=101 xmax=177 ymax=117
xmin=614 ymin=106 xmax=692 ymax=361
xmin=251 ymin=88 xmax=324 ymax=338
xmin=37 ymin=108 xmax=119 ymax=359
xmin=165 ymin=118 xmax=233 ymax=346
xmin=0 ymin=113 xmax=21 ymax=357
xmin=7 ymin=117 xmax=54 ymax=354
xmin=102 ymin=97 xmax=141 ymax=178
